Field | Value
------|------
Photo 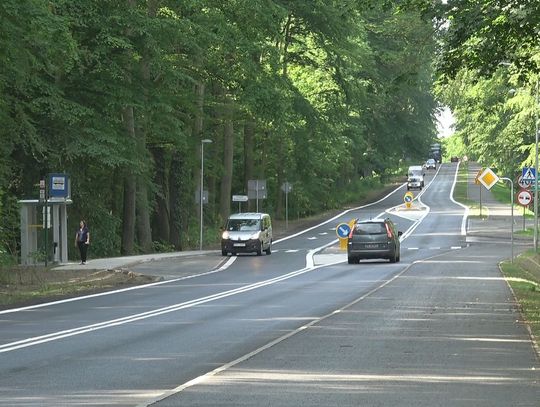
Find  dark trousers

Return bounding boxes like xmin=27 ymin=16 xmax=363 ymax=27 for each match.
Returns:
xmin=77 ymin=241 xmax=88 ymax=263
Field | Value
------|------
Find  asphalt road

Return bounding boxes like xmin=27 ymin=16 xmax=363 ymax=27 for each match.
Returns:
xmin=0 ymin=163 xmax=538 ymax=406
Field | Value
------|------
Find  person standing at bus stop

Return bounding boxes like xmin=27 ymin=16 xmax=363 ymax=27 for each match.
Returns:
xmin=75 ymin=220 xmax=90 ymax=264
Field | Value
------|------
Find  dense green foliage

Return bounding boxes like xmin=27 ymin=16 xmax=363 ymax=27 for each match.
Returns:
xmin=0 ymin=0 xmax=438 ymax=260
xmin=433 ymin=0 xmax=540 ymax=178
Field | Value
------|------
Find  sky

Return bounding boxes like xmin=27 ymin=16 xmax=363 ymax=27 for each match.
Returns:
xmin=436 ymin=106 xmax=455 ymax=138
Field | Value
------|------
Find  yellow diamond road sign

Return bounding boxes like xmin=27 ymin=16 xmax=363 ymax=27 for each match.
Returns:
xmin=478 ymin=167 xmax=499 ymax=190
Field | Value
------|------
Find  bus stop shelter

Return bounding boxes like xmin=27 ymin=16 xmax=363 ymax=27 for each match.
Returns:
xmin=19 ymin=198 xmax=72 ymax=265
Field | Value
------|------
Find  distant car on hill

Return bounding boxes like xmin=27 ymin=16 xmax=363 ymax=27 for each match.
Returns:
xmin=424 ymin=158 xmax=437 ymax=170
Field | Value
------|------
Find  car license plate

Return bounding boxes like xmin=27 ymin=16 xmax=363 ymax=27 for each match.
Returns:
xmin=365 ymin=244 xmax=379 ymax=249
xmin=233 ymin=243 xmax=246 ymax=247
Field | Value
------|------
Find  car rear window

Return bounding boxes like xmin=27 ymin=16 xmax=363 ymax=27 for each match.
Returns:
xmin=353 ymin=223 xmax=386 ymax=235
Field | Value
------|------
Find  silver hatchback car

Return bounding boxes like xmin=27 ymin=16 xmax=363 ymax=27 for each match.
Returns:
xmin=347 ymin=218 xmax=402 ymax=264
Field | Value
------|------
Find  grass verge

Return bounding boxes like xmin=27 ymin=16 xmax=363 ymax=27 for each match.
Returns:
xmin=0 ymin=267 xmax=159 ymax=309
xmin=500 ymin=251 xmax=540 ymax=350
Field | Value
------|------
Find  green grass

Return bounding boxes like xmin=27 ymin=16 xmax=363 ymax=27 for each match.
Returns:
xmin=500 ymin=252 xmax=540 ymax=346
xmin=455 ymin=162 xmax=489 ymax=218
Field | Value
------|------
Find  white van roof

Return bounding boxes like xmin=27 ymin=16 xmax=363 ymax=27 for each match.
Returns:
xmin=228 ymin=212 xmax=269 ymax=220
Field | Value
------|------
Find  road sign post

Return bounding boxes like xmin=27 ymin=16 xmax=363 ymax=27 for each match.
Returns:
xmin=501 ymin=177 xmax=514 ymax=264
xmin=336 ymin=223 xmax=351 ymax=251
xmin=281 ymin=182 xmax=293 ymax=229
xmin=475 ymin=169 xmax=483 ymax=217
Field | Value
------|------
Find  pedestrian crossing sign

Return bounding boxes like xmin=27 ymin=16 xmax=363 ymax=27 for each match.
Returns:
xmin=522 ymin=167 xmax=536 ymax=181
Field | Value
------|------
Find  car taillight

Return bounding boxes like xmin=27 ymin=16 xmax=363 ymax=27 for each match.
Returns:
xmin=385 ymin=223 xmax=393 ymax=239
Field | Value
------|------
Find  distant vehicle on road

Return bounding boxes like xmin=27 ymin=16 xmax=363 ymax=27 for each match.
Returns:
xmin=407 ymin=165 xmax=425 ymax=190
xmin=424 ymin=158 xmax=437 ymax=170
xmin=221 ymin=212 xmax=272 ymax=256
xmin=450 ymin=156 xmax=460 ymax=162
xmin=347 ymin=218 xmax=402 ymax=264
xmin=430 ymin=143 xmax=442 ymax=163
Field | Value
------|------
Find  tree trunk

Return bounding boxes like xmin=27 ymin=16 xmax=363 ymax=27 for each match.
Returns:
xmin=275 ymin=137 xmax=285 ymax=218
xmin=244 ymin=119 xmax=255 ymax=211
xmin=220 ymin=98 xmax=234 ymax=221
xmin=136 ymin=178 xmax=153 ymax=253
xmin=121 ymin=106 xmax=136 ymax=255
xmin=193 ymin=81 xmax=205 ymax=219
xmin=134 ymin=7 xmax=156 ymax=254
xmin=169 ymin=148 xmax=189 ymax=250
xmin=152 ymin=146 xmax=170 ymax=243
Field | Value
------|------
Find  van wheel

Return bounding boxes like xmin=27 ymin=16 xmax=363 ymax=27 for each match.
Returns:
xmin=389 ymin=252 xmax=397 ymax=263
xmin=348 ymin=256 xmax=356 ymax=264
xmin=256 ymin=243 xmax=262 ymax=256
xmin=265 ymin=243 xmax=272 ymax=255
xmin=221 ymin=250 xmax=227 ymax=256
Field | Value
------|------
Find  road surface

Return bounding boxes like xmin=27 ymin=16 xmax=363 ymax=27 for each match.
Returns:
xmin=1 ymin=163 xmax=538 ymax=406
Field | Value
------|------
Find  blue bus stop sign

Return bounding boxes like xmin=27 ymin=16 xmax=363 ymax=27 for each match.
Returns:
xmin=48 ymin=173 xmax=70 ymax=198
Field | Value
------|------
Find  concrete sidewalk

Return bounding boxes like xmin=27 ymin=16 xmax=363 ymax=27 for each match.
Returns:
xmin=53 ymin=250 xmax=219 ymax=272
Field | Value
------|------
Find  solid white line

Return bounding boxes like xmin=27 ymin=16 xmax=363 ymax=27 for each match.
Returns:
xmin=0 ymin=257 xmax=237 ymax=316
xmin=407 ymin=248 xmax=419 ymax=250
xmin=450 ymin=161 xmax=469 ymax=236
xmin=273 ymin=184 xmax=406 ymax=244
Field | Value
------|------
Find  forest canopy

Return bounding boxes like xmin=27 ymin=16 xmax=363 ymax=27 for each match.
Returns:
xmin=1 ymin=0 xmax=444 ymax=260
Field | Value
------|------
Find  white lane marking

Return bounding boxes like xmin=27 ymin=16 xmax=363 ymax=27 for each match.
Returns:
xmin=308 ymin=237 xmax=318 ymax=240
xmin=273 ymin=184 xmax=406 ymax=245
xmin=451 ymin=246 xmax=462 ymax=250
xmin=319 ymin=232 xmax=328 ymax=235
xmin=285 ymin=250 xmax=299 ymax=253
xmin=430 ymin=247 xmax=441 ymax=250
xmin=0 ymin=257 xmax=346 ymax=354
xmin=450 ymin=161 xmax=469 ymax=236
xmin=139 ymin=252 xmax=422 ymax=407
xmin=407 ymin=248 xmax=419 ymax=250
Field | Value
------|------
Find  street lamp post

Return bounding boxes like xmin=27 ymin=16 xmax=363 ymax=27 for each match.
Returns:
xmin=200 ymin=139 xmax=212 ymax=251
xmin=508 ymin=76 xmax=539 ymax=251
xmin=534 ymin=79 xmax=539 ymax=252
xmin=501 ymin=177 xmax=514 ymax=263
